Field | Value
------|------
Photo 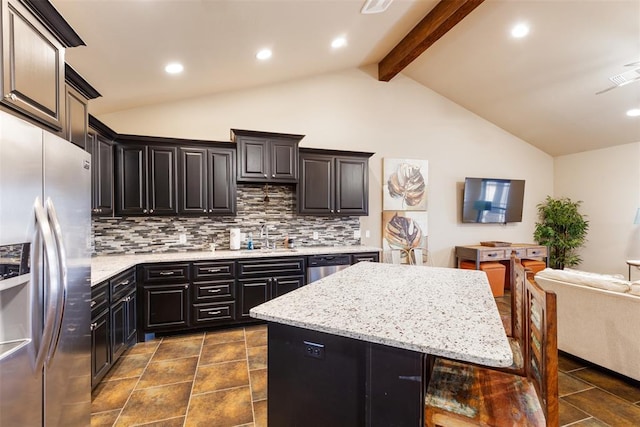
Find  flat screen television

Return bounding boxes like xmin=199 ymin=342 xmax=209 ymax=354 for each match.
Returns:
xmin=462 ymin=177 xmax=525 ymax=223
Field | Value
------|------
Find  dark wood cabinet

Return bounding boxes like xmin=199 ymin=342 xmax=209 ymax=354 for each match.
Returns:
xmin=232 ymin=128 xmax=304 ymax=183
xmin=64 ymin=64 xmax=100 ymax=150
xmin=178 ymin=146 xmax=236 ymax=215
xmin=142 ymin=284 xmax=190 ymax=331
xmin=0 ymin=0 xmax=83 ymax=132
xmin=116 ymin=144 xmax=177 ymax=215
xmin=298 ymin=148 xmax=373 ymax=216
xmin=87 ymin=130 xmax=114 ymax=216
xmin=109 ymin=269 xmax=136 ymax=362
xmin=64 ymin=84 xmax=87 ymax=149
xmin=237 ymin=257 xmax=305 ymax=318
xmin=90 ymin=281 xmax=110 ymax=389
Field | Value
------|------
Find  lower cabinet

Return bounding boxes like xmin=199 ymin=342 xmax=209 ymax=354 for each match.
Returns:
xmin=237 ymin=257 xmax=305 ymax=319
xmin=90 ymin=268 xmax=137 ymax=389
xmin=142 ymin=283 xmax=190 ymax=331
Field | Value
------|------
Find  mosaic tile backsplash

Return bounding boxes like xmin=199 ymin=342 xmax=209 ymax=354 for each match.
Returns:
xmin=92 ymin=184 xmax=361 ymax=255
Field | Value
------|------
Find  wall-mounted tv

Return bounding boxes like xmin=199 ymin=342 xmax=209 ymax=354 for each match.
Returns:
xmin=462 ymin=177 xmax=525 ymax=224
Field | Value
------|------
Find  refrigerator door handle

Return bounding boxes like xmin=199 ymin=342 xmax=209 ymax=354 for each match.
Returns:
xmin=32 ymin=198 xmax=60 ymax=373
xmin=45 ymin=198 xmax=67 ymax=365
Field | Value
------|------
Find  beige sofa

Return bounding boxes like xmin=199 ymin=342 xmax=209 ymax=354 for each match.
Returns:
xmin=535 ymin=268 xmax=640 ymax=381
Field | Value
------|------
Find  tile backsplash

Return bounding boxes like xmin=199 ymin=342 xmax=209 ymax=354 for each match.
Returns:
xmin=93 ymin=184 xmax=361 ymax=255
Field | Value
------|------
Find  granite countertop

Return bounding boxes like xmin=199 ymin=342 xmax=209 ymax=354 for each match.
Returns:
xmin=91 ymin=245 xmax=381 ymax=286
xmin=250 ymin=262 xmax=513 ymax=367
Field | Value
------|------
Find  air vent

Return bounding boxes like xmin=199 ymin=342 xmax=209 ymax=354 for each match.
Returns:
xmin=361 ymin=0 xmax=394 ymax=14
xmin=609 ymin=68 xmax=640 ymax=86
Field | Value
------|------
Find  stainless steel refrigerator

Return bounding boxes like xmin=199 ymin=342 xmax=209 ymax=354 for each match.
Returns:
xmin=0 ymin=111 xmax=91 ymax=426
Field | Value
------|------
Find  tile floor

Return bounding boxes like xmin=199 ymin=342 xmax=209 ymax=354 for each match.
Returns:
xmin=93 ymin=296 xmax=640 ymax=426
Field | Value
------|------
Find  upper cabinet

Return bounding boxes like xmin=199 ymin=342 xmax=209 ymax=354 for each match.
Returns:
xmin=116 ymin=142 xmax=178 ymax=216
xmin=178 ymin=145 xmax=236 ymax=215
xmin=298 ymin=148 xmax=373 ymax=216
xmin=88 ymin=115 xmax=116 ymax=216
xmin=0 ymin=0 xmax=84 ymax=132
xmin=64 ymin=64 xmax=101 ymax=150
xmin=231 ymin=128 xmax=304 ymax=183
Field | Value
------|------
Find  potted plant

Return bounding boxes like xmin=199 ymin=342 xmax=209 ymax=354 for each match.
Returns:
xmin=533 ymin=196 xmax=589 ymax=269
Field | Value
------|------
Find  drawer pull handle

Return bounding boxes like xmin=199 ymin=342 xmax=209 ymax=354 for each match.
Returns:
xmin=207 ymin=310 xmax=221 ymax=315
xmin=488 ymin=253 xmax=497 ymax=257
xmin=207 ymin=268 xmax=221 ymax=273
xmin=207 ymin=289 xmax=222 ymax=293
xmin=118 ymin=280 xmax=130 ymax=286
xmin=159 ymin=271 xmax=175 ymax=276
xmin=90 ymin=301 xmax=97 ymax=307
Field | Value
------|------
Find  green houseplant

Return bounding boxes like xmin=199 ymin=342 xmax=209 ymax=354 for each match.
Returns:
xmin=533 ymin=196 xmax=589 ymax=269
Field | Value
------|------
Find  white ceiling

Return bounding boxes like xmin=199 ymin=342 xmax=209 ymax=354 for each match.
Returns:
xmin=52 ymin=0 xmax=640 ymax=157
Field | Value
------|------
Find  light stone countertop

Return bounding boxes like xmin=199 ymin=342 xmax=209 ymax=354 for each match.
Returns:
xmin=91 ymin=245 xmax=381 ymax=286
xmin=250 ymin=262 xmax=513 ymax=367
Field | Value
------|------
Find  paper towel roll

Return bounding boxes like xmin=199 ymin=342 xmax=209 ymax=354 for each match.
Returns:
xmin=229 ymin=228 xmax=241 ymax=250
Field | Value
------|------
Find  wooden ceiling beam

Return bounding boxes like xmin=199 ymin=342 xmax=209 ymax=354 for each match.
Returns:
xmin=378 ymin=0 xmax=485 ymax=82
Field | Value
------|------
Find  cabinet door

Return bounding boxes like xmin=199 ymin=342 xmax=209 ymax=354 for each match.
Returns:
xmin=148 ymin=146 xmax=177 ymax=214
xmin=208 ymin=148 xmax=236 ymax=214
xmin=298 ymin=154 xmax=333 ymax=214
xmin=351 ymin=252 xmax=379 ymax=264
xmin=178 ymin=147 xmax=208 ymax=214
xmin=238 ymin=278 xmax=269 ymax=318
xmin=125 ymin=291 xmax=137 ymax=344
xmin=91 ymin=310 xmax=110 ymax=389
xmin=143 ymin=284 xmax=189 ymax=330
xmin=237 ymin=137 xmax=268 ymax=181
xmin=117 ymin=145 xmax=146 ymax=215
xmin=335 ymin=157 xmax=368 ymax=215
xmin=64 ymin=84 xmax=87 ymax=149
xmin=110 ymin=298 xmax=127 ymax=361
xmin=271 ymin=275 xmax=304 ymax=298
xmin=270 ymin=139 xmax=298 ymax=182
xmin=1 ymin=0 xmax=65 ymax=131
xmin=95 ymin=136 xmax=114 ymax=215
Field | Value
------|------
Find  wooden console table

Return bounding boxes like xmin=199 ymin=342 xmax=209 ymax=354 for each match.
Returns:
xmin=455 ymin=243 xmax=548 ymax=269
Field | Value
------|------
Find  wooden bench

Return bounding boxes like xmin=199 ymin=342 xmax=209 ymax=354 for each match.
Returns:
xmin=424 ymin=264 xmax=558 ymax=426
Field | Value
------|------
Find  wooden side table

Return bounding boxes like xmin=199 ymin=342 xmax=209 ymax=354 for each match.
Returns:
xmin=626 ymin=260 xmax=640 ymax=280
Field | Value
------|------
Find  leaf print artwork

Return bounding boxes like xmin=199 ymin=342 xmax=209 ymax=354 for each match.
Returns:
xmin=387 ymin=163 xmax=426 ymax=208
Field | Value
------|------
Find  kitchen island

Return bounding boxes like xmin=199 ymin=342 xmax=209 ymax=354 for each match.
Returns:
xmin=250 ymin=262 xmax=512 ymax=426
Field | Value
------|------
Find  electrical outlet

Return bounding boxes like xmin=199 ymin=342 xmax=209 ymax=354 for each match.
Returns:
xmin=354 ymin=230 xmax=361 ymax=239
xmin=178 ymin=233 xmax=187 ymax=244
xmin=303 ymin=341 xmax=325 ymax=359
xmin=365 ymin=230 xmax=371 ymax=238
xmin=313 ymin=231 xmax=319 ymax=240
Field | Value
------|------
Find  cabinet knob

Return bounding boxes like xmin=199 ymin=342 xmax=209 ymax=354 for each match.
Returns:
xmin=90 ymin=322 xmax=97 ymax=331
xmin=184 ymin=284 xmax=189 ymax=289
xmin=263 ymin=173 xmax=268 ymax=178
xmin=90 ymin=300 xmax=96 ymax=307
xmin=98 ymin=208 xmax=103 ymax=213
xmin=330 ymin=209 xmax=334 ymax=213
xmin=209 ymin=209 xmax=212 ymax=213
xmin=149 ymin=209 xmax=154 ymax=213
xmin=143 ymin=209 xmax=148 ymax=213
xmin=4 ymin=93 xmax=17 ymax=101
xmin=337 ymin=210 xmax=340 ymax=213
xmin=203 ymin=209 xmax=207 ymax=213
xmin=272 ymin=174 xmax=275 ymax=178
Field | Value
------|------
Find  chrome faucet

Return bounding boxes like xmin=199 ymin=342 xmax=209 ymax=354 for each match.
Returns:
xmin=259 ymin=222 xmax=270 ymax=249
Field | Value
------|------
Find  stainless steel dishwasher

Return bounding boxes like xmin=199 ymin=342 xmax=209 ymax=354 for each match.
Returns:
xmin=306 ymin=254 xmax=352 ymax=283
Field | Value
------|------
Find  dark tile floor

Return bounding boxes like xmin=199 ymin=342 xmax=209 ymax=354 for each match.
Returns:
xmin=93 ymin=296 xmax=640 ymax=426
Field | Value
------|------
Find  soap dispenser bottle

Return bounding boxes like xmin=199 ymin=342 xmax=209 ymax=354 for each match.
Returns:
xmin=247 ymin=232 xmax=254 ymax=250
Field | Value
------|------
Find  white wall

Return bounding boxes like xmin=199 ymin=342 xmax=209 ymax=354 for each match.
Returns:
xmin=555 ymin=142 xmax=640 ymax=276
xmin=100 ymin=66 xmax=553 ymax=267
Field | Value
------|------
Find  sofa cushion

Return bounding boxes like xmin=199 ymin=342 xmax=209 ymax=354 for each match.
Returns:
xmin=536 ymin=268 xmax=630 ymax=293
xmin=563 ymin=268 xmax=625 ymax=280
xmin=630 ymin=283 xmax=640 ymax=297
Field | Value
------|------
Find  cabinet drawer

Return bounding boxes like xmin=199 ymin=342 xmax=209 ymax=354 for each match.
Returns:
xmin=351 ymin=252 xmax=380 ymax=264
xmin=478 ymin=250 xmax=505 ymax=261
xmin=141 ymin=263 xmax=190 ymax=283
xmin=526 ymin=247 xmax=547 ymax=258
xmin=193 ymin=280 xmax=234 ymax=302
xmin=192 ymin=261 xmax=235 ymax=280
xmin=510 ymin=249 xmax=527 ymax=258
xmin=110 ymin=269 xmax=135 ymax=301
xmin=192 ymin=302 xmax=235 ymax=324
xmin=91 ymin=281 xmax=109 ymax=319
xmin=237 ymin=257 xmax=305 ymax=277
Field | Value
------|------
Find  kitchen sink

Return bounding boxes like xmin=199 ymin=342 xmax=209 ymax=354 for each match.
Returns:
xmin=241 ymin=248 xmax=298 ymax=254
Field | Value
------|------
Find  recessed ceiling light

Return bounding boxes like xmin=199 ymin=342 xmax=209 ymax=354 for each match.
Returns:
xmin=511 ymin=23 xmax=530 ymax=38
xmin=331 ymin=37 xmax=347 ymax=49
xmin=164 ymin=62 xmax=183 ymax=74
xmin=626 ymin=108 xmax=640 ymax=117
xmin=256 ymin=49 xmax=272 ymax=61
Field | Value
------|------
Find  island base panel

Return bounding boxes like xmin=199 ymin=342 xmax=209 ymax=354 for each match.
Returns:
xmin=267 ymin=323 xmax=425 ymax=426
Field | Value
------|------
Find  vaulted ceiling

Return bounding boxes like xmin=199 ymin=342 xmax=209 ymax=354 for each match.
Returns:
xmin=52 ymin=0 xmax=640 ymax=157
